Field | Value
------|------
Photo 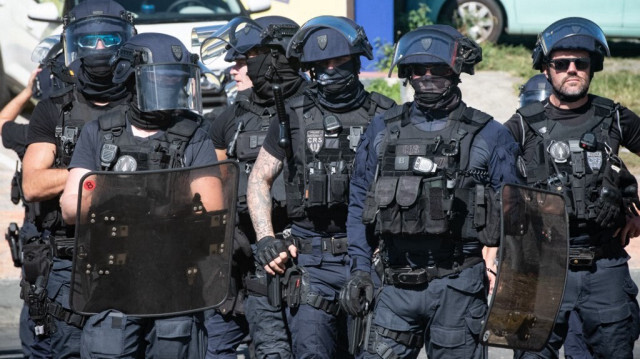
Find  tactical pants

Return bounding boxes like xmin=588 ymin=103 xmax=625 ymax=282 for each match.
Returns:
xmin=244 ymin=266 xmax=293 ymax=359
xmin=46 ymin=258 xmax=82 ymax=358
xmin=287 ymin=225 xmax=351 ymax=359
xmin=203 ymin=308 xmax=248 ymax=358
xmin=81 ymin=310 xmax=206 ymax=358
xmin=363 ymin=261 xmax=487 ymax=359
xmin=564 ymin=311 xmax=592 ymax=359
xmin=515 ymin=255 xmax=640 ymax=359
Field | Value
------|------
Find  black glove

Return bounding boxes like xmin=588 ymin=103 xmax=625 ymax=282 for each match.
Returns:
xmin=595 ymin=186 xmax=623 ymax=228
xmin=255 ymin=236 xmax=287 ymax=267
xmin=339 ymin=270 xmax=374 ymax=317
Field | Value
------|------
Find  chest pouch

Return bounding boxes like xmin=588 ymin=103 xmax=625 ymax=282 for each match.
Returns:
xmin=422 ymin=176 xmax=451 ymax=235
xmin=328 ymin=161 xmax=349 ymax=204
xmin=374 ymin=177 xmax=399 ymax=234
xmin=306 ymin=161 xmax=327 ymax=206
xmin=236 ymin=131 xmax=267 ymax=162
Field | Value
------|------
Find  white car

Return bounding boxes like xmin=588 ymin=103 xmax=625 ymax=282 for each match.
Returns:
xmin=0 ymin=0 xmax=270 ymax=107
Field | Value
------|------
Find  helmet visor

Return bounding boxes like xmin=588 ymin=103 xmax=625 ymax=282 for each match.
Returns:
xmin=388 ymin=28 xmax=459 ymax=77
xmin=136 ymin=64 xmax=202 ymax=114
xmin=519 ymin=89 xmax=552 ymax=108
xmin=286 ymin=16 xmax=372 ymax=60
xmin=63 ymin=16 xmax=136 ymax=66
xmin=538 ymin=17 xmax=610 ymax=57
xmin=200 ymin=16 xmax=262 ymax=66
xmin=32 ymin=35 xmax=62 ymax=64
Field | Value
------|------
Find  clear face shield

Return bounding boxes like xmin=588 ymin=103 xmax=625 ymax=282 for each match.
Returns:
xmin=63 ymin=16 xmax=136 ymax=66
xmin=519 ymin=89 xmax=552 ymax=108
xmin=538 ymin=17 xmax=610 ymax=57
xmin=199 ymin=16 xmax=262 ymax=66
xmin=286 ymin=16 xmax=373 ymax=60
xmin=388 ymin=28 xmax=459 ymax=77
xmin=135 ymin=63 xmax=203 ymax=114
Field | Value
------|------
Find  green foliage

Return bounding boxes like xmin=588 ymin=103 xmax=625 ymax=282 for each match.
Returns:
xmin=372 ymin=39 xmax=395 ymax=72
xmin=590 ymin=70 xmax=640 ymax=115
xmin=475 ymin=42 xmax=538 ymax=79
xmin=407 ymin=3 xmax=433 ymax=31
xmin=365 ymin=79 xmax=401 ymax=104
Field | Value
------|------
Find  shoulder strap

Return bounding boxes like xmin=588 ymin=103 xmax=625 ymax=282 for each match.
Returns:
xmin=165 ymin=118 xmax=199 ymax=168
xmin=455 ymin=104 xmax=493 ymax=170
xmin=368 ymin=91 xmax=396 ymax=116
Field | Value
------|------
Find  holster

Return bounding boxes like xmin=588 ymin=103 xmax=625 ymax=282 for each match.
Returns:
xmin=282 ymin=265 xmax=304 ymax=308
xmin=5 ymin=222 xmax=21 ymax=267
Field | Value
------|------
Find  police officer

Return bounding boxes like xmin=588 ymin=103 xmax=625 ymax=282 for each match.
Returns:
xmin=504 ymin=17 xmax=640 ymax=359
xmin=201 ymin=15 xmax=305 ymax=358
xmin=21 ymin=1 xmax=135 ymax=356
xmin=59 ymin=32 xmax=217 ymax=358
xmin=247 ymin=15 xmax=396 ymax=359
xmin=341 ymin=25 xmax=522 ymax=358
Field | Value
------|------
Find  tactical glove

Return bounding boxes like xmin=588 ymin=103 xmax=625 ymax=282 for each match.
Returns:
xmin=339 ymin=270 xmax=374 ymax=316
xmin=595 ymin=186 xmax=623 ymax=228
xmin=255 ymin=236 xmax=287 ymax=267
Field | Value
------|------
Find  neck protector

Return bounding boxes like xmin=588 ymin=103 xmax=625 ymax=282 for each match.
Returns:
xmin=247 ymin=51 xmax=303 ymax=105
xmin=76 ymin=53 xmax=128 ymax=102
xmin=128 ymin=95 xmax=172 ymax=130
xmin=410 ymin=75 xmax=461 ymax=111
xmin=315 ymin=60 xmax=366 ymax=111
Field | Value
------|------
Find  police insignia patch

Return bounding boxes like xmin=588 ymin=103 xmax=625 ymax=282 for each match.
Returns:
xmin=586 ymin=151 xmax=602 ymax=171
xmin=317 ymin=35 xmax=328 ymax=50
xmin=306 ymin=130 xmax=325 ymax=154
xmin=172 ymin=45 xmax=183 ymax=61
xmin=421 ymin=38 xmax=432 ymax=51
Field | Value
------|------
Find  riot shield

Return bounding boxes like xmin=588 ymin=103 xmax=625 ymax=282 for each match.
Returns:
xmin=70 ymin=161 xmax=239 ymax=317
xmin=482 ymin=184 xmax=568 ymax=351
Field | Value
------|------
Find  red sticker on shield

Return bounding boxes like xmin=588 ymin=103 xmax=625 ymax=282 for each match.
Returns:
xmin=83 ymin=180 xmax=96 ymax=191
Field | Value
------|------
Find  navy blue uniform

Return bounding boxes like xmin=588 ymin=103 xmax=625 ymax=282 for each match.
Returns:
xmin=348 ymin=102 xmax=521 ymax=358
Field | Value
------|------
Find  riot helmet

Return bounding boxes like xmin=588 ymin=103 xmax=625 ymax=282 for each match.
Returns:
xmin=200 ymin=15 xmax=299 ymax=65
xmin=286 ymin=16 xmax=374 ymax=63
xmin=532 ymin=17 xmax=610 ymax=72
xmin=519 ymin=74 xmax=552 ymax=108
xmin=31 ymin=35 xmax=73 ymax=100
xmin=389 ymin=25 xmax=482 ymax=78
xmin=111 ymin=33 xmax=202 ymax=113
xmin=62 ymin=0 xmax=136 ymax=67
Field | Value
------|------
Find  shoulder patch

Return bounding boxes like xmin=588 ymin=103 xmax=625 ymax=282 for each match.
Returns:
xmin=168 ymin=118 xmax=199 ymax=139
xmin=97 ymin=108 xmax=127 ymax=131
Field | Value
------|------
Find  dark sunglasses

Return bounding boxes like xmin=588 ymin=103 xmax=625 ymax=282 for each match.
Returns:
xmin=77 ymin=33 xmax=122 ymax=48
xmin=410 ymin=64 xmax=453 ymax=76
xmin=547 ymin=57 xmax=591 ymax=71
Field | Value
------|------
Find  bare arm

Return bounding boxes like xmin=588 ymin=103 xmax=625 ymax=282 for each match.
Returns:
xmin=22 ymin=142 xmax=68 ymax=201
xmin=60 ymin=167 xmax=92 ymax=224
xmin=0 ymin=69 xmax=37 ymax=135
xmin=190 ymin=174 xmax=224 ymax=212
xmin=247 ymin=147 xmax=283 ymax=241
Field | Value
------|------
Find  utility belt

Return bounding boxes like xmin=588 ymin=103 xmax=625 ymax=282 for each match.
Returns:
xmin=568 ymin=246 xmax=606 ymax=268
xmin=383 ymin=256 xmax=483 ymax=287
xmin=51 ymin=237 xmax=74 ymax=260
xmin=293 ymin=236 xmax=348 ymax=255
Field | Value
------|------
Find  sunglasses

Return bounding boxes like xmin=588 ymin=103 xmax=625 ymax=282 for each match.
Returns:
xmin=547 ymin=57 xmax=591 ymax=71
xmin=77 ymin=33 xmax=122 ymax=48
xmin=409 ymin=64 xmax=453 ymax=76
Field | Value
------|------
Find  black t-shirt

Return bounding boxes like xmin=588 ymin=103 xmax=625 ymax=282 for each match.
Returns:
xmin=2 ymin=122 xmax=29 ymax=159
xmin=505 ymin=96 xmax=640 ymax=154
xmin=208 ymin=89 xmax=258 ymax=149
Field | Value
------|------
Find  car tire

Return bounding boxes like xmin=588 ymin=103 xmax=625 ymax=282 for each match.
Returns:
xmin=441 ymin=0 xmax=504 ymax=43
xmin=0 ymin=51 xmax=11 ymax=107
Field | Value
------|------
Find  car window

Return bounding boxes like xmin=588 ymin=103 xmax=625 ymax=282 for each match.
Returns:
xmin=65 ymin=0 xmax=244 ymax=23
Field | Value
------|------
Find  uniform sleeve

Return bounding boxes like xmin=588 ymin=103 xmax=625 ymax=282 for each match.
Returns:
xmin=503 ymin=113 xmax=525 ymax=148
xmin=475 ymin=120 xmax=523 ymax=189
xmin=617 ymin=108 xmax=640 ymax=154
xmin=347 ymin=115 xmax=386 ymax=273
xmin=68 ymin=120 xmax=100 ymax=171
xmin=186 ymin=128 xmax=219 ymax=167
xmin=26 ymin=100 xmax=59 ymax=146
xmin=2 ymin=122 xmax=29 ymax=159
xmin=208 ymin=105 xmax=236 ymax=150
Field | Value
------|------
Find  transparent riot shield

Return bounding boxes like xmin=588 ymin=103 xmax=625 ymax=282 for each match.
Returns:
xmin=482 ymin=184 xmax=568 ymax=351
xmin=70 ymin=161 xmax=238 ymax=317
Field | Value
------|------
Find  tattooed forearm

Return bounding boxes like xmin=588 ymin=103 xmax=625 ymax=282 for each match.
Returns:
xmin=248 ymin=148 xmax=284 ymax=241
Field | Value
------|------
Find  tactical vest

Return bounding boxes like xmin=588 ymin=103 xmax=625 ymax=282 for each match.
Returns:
xmin=229 ymin=100 xmax=286 ymax=212
xmin=283 ymin=91 xmax=395 ymax=219
xmin=517 ymin=97 xmax=620 ymax=227
xmin=362 ymin=103 xmax=494 ymax=242
xmin=97 ymin=108 xmax=199 ymax=171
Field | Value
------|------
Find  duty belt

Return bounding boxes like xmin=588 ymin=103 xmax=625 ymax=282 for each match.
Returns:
xmin=568 ymin=246 xmax=605 ymax=268
xmin=51 ymin=237 xmax=74 ymax=259
xmin=294 ymin=236 xmax=348 ymax=255
xmin=384 ymin=256 xmax=483 ymax=286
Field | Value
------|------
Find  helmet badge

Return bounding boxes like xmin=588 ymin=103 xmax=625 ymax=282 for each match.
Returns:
xmin=317 ymin=34 xmax=328 ymax=50
xmin=172 ymin=45 xmax=183 ymax=61
xmin=421 ymin=38 xmax=432 ymax=51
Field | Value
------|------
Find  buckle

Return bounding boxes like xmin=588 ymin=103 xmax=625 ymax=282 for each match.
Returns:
xmin=322 ymin=237 xmax=347 ymax=255
xmin=569 ymin=247 xmax=595 ymax=267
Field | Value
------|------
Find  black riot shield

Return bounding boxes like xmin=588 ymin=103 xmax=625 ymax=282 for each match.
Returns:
xmin=70 ymin=161 xmax=239 ymax=317
xmin=482 ymin=184 xmax=568 ymax=351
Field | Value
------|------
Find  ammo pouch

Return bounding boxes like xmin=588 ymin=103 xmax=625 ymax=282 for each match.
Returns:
xmin=329 ymin=173 xmax=349 ymax=204
xmin=373 ymin=176 xmax=453 ymax=236
xmin=235 ymin=131 xmax=265 ymax=161
xmin=22 ymin=241 xmax=52 ymax=287
xmin=475 ymin=185 xmax=501 ymax=247
xmin=282 ymin=265 xmax=304 ymax=308
xmin=307 ymin=170 xmax=327 ymax=206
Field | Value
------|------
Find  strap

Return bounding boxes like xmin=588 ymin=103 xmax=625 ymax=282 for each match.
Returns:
xmin=304 ymin=292 xmax=341 ymax=315
xmin=384 ymin=256 xmax=483 ymax=286
xmin=375 ymin=325 xmax=424 ymax=348
xmin=295 ymin=236 xmax=348 ymax=255
xmin=47 ymin=300 xmax=86 ymax=328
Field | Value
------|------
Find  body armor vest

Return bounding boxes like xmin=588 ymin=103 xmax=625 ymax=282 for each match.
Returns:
xmin=517 ymin=96 xmax=620 ymax=228
xmin=283 ymin=91 xmax=395 ymax=219
xmin=97 ymin=108 xmax=198 ymax=171
xmin=362 ymin=103 xmax=494 ymax=242
xmin=229 ymin=100 xmax=286 ymax=212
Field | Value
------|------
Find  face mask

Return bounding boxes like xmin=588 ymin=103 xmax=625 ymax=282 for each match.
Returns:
xmin=246 ymin=51 xmax=302 ymax=102
xmin=315 ymin=60 xmax=357 ymax=94
xmin=410 ymin=75 xmax=460 ymax=110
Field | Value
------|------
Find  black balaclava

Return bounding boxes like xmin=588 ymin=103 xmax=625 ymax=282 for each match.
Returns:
xmin=127 ymin=89 xmax=172 ymax=130
xmin=76 ymin=52 xmax=128 ymax=102
xmin=246 ymin=50 xmax=303 ymax=105
xmin=410 ymin=74 xmax=461 ymax=111
xmin=314 ymin=58 xmax=367 ymax=111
